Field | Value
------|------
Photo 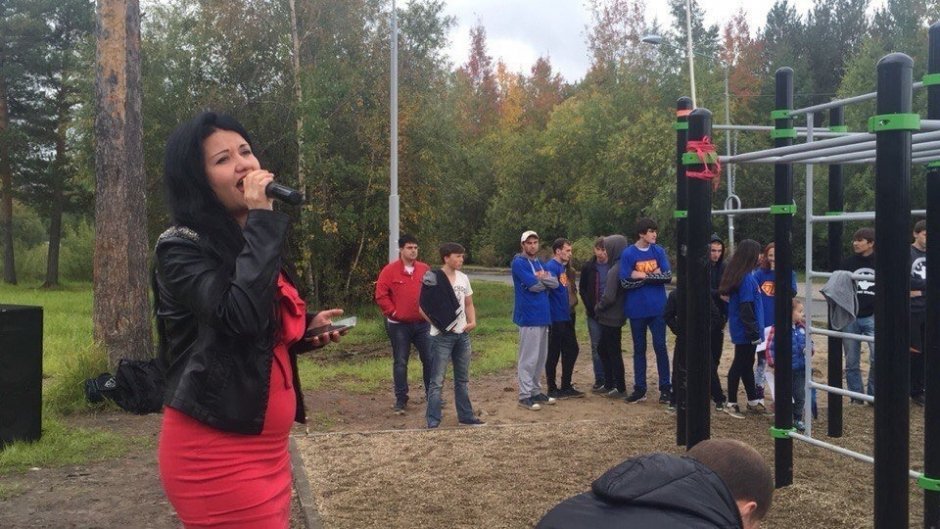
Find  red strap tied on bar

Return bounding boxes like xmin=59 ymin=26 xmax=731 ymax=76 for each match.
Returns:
xmin=676 ymin=109 xmax=692 ymax=117
xmin=686 ymin=136 xmax=721 ymax=190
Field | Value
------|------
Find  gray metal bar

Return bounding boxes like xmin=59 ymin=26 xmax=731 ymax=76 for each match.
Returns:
xmin=724 ymin=130 xmax=940 ymax=164
xmin=810 ymin=270 xmax=877 ymax=281
xmin=809 ymin=381 xmax=874 ymax=402
xmin=803 ymin=115 xmax=816 ymax=436
xmin=712 ymin=207 xmax=772 ymax=215
xmin=722 ymin=132 xmax=875 ymax=163
xmin=789 ymin=432 xmax=923 ymax=480
xmin=785 ymin=81 xmax=925 ymax=117
xmin=807 ymin=325 xmax=875 ymax=343
xmin=810 ymin=210 xmax=926 ymax=223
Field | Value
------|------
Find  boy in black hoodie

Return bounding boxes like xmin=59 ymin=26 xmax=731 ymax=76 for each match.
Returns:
xmin=708 ymin=234 xmax=729 ymax=409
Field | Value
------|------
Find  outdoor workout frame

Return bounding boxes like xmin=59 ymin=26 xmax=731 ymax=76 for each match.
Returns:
xmin=675 ymin=22 xmax=940 ymax=529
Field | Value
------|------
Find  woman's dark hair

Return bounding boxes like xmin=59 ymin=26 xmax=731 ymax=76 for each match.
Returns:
xmin=719 ymin=239 xmax=762 ymax=295
xmin=163 ymin=111 xmax=252 ymax=258
xmin=759 ymin=242 xmax=775 ymax=271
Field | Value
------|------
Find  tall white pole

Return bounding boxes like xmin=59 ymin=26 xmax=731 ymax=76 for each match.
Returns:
xmin=685 ymin=0 xmax=697 ymax=107
xmin=724 ymin=63 xmax=735 ymax=254
xmin=388 ymin=0 xmax=400 ymax=263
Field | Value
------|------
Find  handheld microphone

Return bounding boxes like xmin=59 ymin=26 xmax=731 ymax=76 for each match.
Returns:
xmin=265 ymin=182 xmax=304 ymax=205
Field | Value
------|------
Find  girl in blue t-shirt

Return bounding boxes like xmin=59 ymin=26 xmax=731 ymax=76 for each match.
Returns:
xmin=718 ymin=239 xmax=766 ymax=418
xmin=751 ymin=242 xmax=797 ymax=400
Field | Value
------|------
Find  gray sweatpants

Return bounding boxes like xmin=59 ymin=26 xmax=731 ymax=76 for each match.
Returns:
xmin=518 ymin=326 xmax=549 ymax=399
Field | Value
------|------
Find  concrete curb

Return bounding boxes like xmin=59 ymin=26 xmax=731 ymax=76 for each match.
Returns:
xmin=290 ymin=437 xmax=323 ymax=529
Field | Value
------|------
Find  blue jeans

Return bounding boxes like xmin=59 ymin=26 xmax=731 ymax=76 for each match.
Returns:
xmin=426 ymin=332 xmax=474 ymax=427
xmin=793 ymin=368 xmax=806 ymax=422
xmin=630 ymin=316 xmax=670 ymax=392
xmin=586 ymin=316 xmax=605 ymax=386
xmin=387 ymin=321 xmax=432 ymax=403
xmin=842 ymin=315 xmax=875 ymax=395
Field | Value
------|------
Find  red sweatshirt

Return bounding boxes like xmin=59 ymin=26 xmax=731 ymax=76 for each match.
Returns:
xmin=374 ymin=259 xmax=430 ymax=323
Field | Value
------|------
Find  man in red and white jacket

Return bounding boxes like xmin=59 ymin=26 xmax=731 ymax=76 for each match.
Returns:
xmin=375 ymin=234 xmax=432 ymax=414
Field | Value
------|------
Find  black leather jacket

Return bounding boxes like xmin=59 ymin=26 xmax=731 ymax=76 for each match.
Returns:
xmin=154 ymin=209 xmax=307 ymax=435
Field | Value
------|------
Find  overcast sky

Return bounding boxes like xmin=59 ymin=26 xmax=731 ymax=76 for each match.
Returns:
xmin=441 ymin=0 xmax=883 ymax=82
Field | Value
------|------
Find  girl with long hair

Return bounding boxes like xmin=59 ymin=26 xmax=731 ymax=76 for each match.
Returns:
xmin=718 ymin=239 xmax=765 ymax=418
xmin=154 ymin=111 xmax=344 ymax=528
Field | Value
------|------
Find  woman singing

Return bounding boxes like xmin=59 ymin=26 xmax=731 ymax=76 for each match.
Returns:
xmin=154 ymin=111 xmax=342 ymax=528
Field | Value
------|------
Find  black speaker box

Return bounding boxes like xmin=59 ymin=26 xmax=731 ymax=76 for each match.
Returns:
xmin=0 ymin=304 xmax=43 ymax=447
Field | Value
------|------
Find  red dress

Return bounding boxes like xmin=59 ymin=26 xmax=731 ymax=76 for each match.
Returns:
xmin=159 ymin=273 xmax=306 ymax=529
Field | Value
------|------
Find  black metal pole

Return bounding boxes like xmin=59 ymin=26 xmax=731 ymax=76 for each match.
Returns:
xmin=773 ymin=67 xmax=795 ymax=489
xmin=675 ymin=97 xmax=693 ymax=447
xmin=685 ymin=107 xmax=713 ymax=449
xmin=828 ymin=106 xmax=845 ymax=438
xmin=873 ymin=52 xmax=914 ymax=529
xmin=923 ymin=22 xmax=940 ymax=529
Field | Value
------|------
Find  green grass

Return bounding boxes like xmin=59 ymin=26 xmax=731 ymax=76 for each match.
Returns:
xmin=0 ymin=281 xmax=95 ymax=379
xmin=0 ymin=417 xmax=130 ymax=475
xmin=0 ymin=282 xmax=128 ymax=474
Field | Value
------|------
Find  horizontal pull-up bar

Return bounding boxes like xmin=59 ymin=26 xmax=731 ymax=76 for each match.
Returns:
xmin=721 ymin=130 xmax=940 ymax=164
xmin=807 ymin=325 xmax=875 ymax=343
xmin=712 ymin=207 xmax=772 ymax=216
xmin=810 ymin=270 xmax=877 ymax=281
xmin=785 ymin=81 xmax=925 ymax=117
xmin=809 ymin=381 xmax=874 ymax=403
xmin=788 ymin=431 xmax=923 ymax=481
xmin=810 ymin=210 xmax=927 ymax=223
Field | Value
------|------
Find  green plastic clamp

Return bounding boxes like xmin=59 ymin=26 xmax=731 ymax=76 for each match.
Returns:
xmin=927 ymin=160 xmax=940 ymax=169
xmin=771 ymin=128 xmax=798 ymax=139
xmin=771 ymin=204 xmax=797 ymax=215
xmin=867 ymin=113 xmax=921 ymax=133
xmin=770 ymin=109 xmax=791 ymax=120
xmin=923 ymin=73 xmax=940 ymax=87
xmin=829 ymin=125 xmax=848 ymax=132
xmin=770 ymin=426 xmax=795 ymax=439
xmin=673 ymin=121 xmax=689 ymax=130
xmin=918 ymin=475 xmax=940 ymax=492
xmin=682 ymin=152 xmax=719 ymax=165
xmin=825 ymin=211 xmax=844 ymax=216
xmin=673 ymin=210 xmax=688 ymax=218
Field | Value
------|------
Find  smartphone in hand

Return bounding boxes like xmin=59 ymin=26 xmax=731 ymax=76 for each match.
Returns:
xmin=305 ymin=316 xmax=357 ymax=338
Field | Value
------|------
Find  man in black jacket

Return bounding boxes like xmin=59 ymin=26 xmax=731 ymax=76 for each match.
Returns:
xmin=578 ymin=236 xmax=609 ymax=391
xmin=535 ymin=438 xmax=773 ymax=529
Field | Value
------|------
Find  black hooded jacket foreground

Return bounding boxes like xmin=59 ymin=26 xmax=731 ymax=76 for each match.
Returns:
xmin=535 ymin=453 xmax=743 ymax=529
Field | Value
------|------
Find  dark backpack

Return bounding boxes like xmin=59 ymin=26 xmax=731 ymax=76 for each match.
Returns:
xmin=83 ymin=358 xmax=164 ymax=415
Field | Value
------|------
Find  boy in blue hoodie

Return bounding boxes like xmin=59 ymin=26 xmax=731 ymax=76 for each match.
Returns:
xmin=512 ymin=231 xmax=559 ymax=410
xmin=619 ymin=218 xmax=672 ymax=404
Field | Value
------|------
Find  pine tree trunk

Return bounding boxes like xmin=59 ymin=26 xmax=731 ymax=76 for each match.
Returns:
xmin=0 ymin=63 xmax=16 ymax=285
xmin=94 ymin=0 xmax=152 ymax=368
xmin=44 ymin=91 xmax=69 ymax=289
xmin=43 ymin=132 xmax=65 ymax=289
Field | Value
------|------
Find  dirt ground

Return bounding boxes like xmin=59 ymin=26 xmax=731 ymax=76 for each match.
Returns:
xmin=0 ymin=336 xmax=927 ymax=528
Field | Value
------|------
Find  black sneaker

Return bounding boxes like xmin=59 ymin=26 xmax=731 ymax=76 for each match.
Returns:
xmin=518 ymin=398 xmax=542 ymax=411
xmin=591 ymin=384 xmax=611 ymax=394
xmin=605 ymin=388 xmax=626 ymax=398
xmin=532 ymin=393 xmax=557 ymax=405
xmin=625 ymin=389 xmax=647 ymax=403
xmin=723 ymin=403 xmax=745 ymax=419
xmin=547 ymin=388 xmax=562 ymax=399
xmin=559 ymin=387 xmax=585 ymax=399
xmin=715 ymin=401 xmax=726 ymax=412
xmin=459 ymin=417 xmax=486 ymax=426
xmin=658 ymin=390 xmax=671 ymax=404
xmin=592 ymin=382 xmax=606 ymax=391
xmin=393 ymin=400 xmax=407 ymax=415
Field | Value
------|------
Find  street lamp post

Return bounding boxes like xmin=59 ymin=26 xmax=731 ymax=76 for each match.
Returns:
xmin=642 ymin=34 xmax=736 ymax=253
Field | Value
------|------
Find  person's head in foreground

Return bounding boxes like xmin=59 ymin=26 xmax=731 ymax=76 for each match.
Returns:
xmin=535 ymin=438 xmax=773 ymax=529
